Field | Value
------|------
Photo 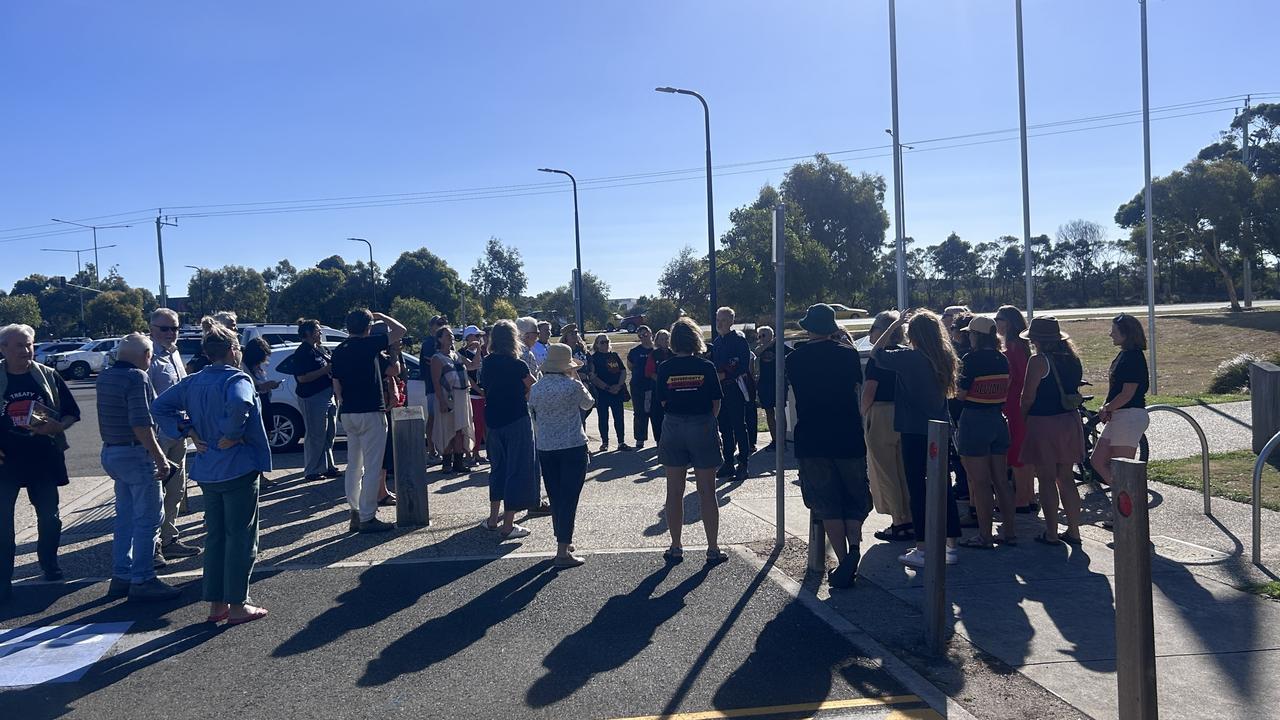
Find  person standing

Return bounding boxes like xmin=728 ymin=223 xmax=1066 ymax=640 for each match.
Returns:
xmin=754 ymin=326 xmax=788 ymax=453
xmin=1018 ymin=317 xmax=1086 ymax=546
xmin=147 ymin=308 xmax=201 ymax=561
xmin=786 ymin=304 xmax=872 ymax=589
xmin=431 ymin=326 xmax=474 ymax=474
xmin=711 ymin=307 xmax=752 ymax=481
xmin=860 ymin=311 xmax=913 ymax=542
xmin=479 ymin=320 xmax=539 ymax=539
xmin=152 ymin=322 xmax=271 ymax=625
xmin=588 ymin=335 xmax=628 ymax=451
xmin=528 ymin=343 xmax=596 ymax=568
xmin=420 ymin=315 xmax=445 ymax=460
xmin=517 ymin=317 xmax=543 ymax=378
xmin=290 ymin=319 xmax=339 ymax=481
xmin=656 ymin=318 xmax=727 ymax=565
xmin=331 ymin=309 xmax=404 ymax=534
xmin=0 ymin=324 xmax=80 ymax=604
xmin=1090 ymin=314 xmax=1151 ymax=487
xmin=562 ymin=323 xmax=592 ymax=426
xmin=460 ymin=326 xmax=487 ymax=466
xmin=644 ymin=328 xmax=674 ymax=443
xmin=533 ymin=321 xmax=552 ymax=368
xmin=955 ymin=317 xmax=1018 ymax=548
xmin=99 ymin=333 xmax=182 ymax=601
xmin=995 ymin=306 xmax=1037 ymax=514
xmin=626 ymin=326 xmax=657 ymax=449
xmin=870 ymin=310 xmax=962 ymax=569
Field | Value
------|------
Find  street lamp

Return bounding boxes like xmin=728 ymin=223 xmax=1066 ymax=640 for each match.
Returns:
xmin=538 ymin=168 xmax=584 ymax=332
xmin=885 ymin=127 xmax=913 ymax=307
xmin=348 ymin=238 xmax=377 ymax=310
xmin=655 ymin=85 xmax=717 ymax=336
xmin=49 ymin=218 xmax=132 ymax=286
xmin=42 ymin=245 xmax=115 ymax=335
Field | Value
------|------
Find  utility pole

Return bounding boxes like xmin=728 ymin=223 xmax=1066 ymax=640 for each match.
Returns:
xmin=1016 ymin=0 xmax=1036 ymax=319
xmin=156 ymin=210 xmax=178 ymax=309
xmin=888 ymin=0 xmax=907 ymax=310
xmin=1242 ymin=95 xmax=1254 ymax=309
xmin=49 ymin=219 xmax=132 ymax=286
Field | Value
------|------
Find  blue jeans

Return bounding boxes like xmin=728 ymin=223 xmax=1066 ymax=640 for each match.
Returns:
xmin=102 ymin=444 xmax=163 ymax=583
xmin=300 ymin=389 xmax=337 ymax=477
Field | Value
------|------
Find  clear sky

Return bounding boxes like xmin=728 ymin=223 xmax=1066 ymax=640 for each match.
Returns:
xmin=2 ymin=1 xmax=1275 ymax=303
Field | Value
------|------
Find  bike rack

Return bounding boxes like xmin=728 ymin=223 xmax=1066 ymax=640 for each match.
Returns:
xmin=1146 ymin=405 xmax=1212 ymax=516
xmin=1253 ymin=429 xmax=1280 ymax=566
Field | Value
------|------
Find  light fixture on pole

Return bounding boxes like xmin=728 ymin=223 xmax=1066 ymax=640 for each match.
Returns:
xmin=655 ymin=85 xmax=717 ymax=336
xmin=49 ymin=218 xmax=132 ymax=286
xmin=348 ymin=237 xmax=377 ymax=311
xmin=42 ymin=245 xmax=115 ymax=335
xmin=538 ymin=168 xmax=584 ymax=332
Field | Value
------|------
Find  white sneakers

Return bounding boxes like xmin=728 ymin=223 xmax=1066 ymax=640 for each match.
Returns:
xmin=898 ymin=547 xmax=959 ymax=568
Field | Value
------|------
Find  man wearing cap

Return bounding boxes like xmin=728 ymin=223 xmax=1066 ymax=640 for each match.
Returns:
xmin=710 ymin=307 xmax=752 ymax=481
xmin=785 ymin=304 xmax=870 ymax=589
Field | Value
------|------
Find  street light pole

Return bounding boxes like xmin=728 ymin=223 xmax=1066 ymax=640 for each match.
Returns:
xmin=42 ymin=246 xmax=114 ymax=335
xmin=888 ymin=0 xmax=908 ymax=310
xmin=538 ymin=168 xmax=584 ymax=332
xmin=656 ymin=86 xmax=717 ymax=336
xmin=156 ymin=210 xmax=178 ymax=308
xmin=49 ymin=218 xmax=132 ymax=286
xmin=348 ymin=238 xmax=377 ymax=311
xmin=1139 ymin=0 xmax=1158 ymax=394
xmin=185 ymin=265 xmax=204 ymax=318
xmin=1015 ymin=0 xmax=1036 ymax=319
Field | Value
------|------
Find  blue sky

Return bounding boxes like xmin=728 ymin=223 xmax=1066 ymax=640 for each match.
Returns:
xmin=2 ymin=1 xmax=1275 ymax=303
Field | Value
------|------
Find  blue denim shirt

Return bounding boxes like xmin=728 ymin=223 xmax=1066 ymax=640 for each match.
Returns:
xmin=151 ymin=364 xmax=272 ymax=483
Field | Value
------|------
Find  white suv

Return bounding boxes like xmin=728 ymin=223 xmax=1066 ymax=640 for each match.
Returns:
xmin=240 ymin=324 xmax=348 ymax=348
xmin=47 ymin=338 xmax=121 ymax=380
xmin=260 ymin=341 xmax=427 ymax=452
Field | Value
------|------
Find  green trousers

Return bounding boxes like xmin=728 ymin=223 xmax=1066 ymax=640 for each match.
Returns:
xmin=198 ymin=472 xmax=260 ymax=604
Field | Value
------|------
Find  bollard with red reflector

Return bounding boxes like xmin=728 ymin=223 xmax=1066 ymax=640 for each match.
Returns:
xmin=924 ymin=419 xmax=949 ymax=654
xmin=1112 ymin=457 xmax=1158 ymax=719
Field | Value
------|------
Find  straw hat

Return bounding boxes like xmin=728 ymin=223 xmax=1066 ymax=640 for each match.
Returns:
xmin=541 ymin=343 xmax=582 ymax=373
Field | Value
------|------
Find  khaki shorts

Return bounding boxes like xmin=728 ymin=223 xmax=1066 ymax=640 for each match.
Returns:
xmin=1100 ymin=407 xmax=1149 ymax=448
xmin=658 ymin=413 xmax=723 ymax=470
xmin=798 ymin=456 xmax=872 ymax=522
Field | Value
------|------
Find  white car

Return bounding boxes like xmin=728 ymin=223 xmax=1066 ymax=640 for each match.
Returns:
xmin=47 ymin=338 xmax=121 ymax=380
xmin=260 ymin=341 xmax=427 ymax=453
xmin=240 ymin=323 xmax=348 ymax=348
xmin=35 ymin=341 xmax=93 ymax=365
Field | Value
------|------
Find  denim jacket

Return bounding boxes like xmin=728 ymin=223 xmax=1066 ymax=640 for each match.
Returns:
xmin=151 ymin=363 xmax=272 ymax=483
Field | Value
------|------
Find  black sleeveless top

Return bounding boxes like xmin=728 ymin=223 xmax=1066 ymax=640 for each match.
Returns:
xmin=1029 ymin=353 xmax=1082 ymax=417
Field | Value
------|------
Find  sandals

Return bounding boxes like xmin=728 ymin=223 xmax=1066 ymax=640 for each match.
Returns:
xmin=500 ymin=524 xmax=530 ymax=540
xmin=959 ymin=536 xmax=995 ymax=549
xmin=226 ymin=606 xmax=269 ymax=626
xmin=478 ymin=519 xmax=500 ymax=531
xmin=206 ymin=609 xmax=230 ymax=623
xmin=1034 ymin=533 xmax=1063 ymax=546
xmin=705 ymin=549 xmax=729 ymax=565
xmin=663 ymin=547 xmax=684 ymax=562
xmin=873 ymin=524 xmax=914 ymax=542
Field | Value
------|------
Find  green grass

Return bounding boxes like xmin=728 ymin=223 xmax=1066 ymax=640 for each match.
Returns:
xmin=1147 ymin=450 xmax=1280 ymax=511
xmin=1246 ymin=581 xmax=1280 ymax=600
xmin=1083 ymin=393 xmax=1250 ymax=411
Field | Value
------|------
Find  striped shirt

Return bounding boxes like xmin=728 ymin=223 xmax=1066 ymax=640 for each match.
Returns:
xmin=96 ymin=360 xmax=156 ymax=444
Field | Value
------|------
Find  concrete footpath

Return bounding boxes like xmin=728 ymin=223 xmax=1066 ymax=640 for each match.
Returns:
xmin=4 ymin=404 xmax=1277 ymax=719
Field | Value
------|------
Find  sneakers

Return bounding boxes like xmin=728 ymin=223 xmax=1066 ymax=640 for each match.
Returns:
xmin=43 ymin=567 xmax=65 ymax=582
xmin=162 ymin=540 xmax=201 ymax=558
xmin=359 ymin=518 xmax=395 ymax=533
xmin=526 ymin=501 xmax=552 ymax=517
xmin=897 ymin=547 xmax=960 ymax=569
xmin=152 ymin=551 xmax=169 ymax=569
xmin=128 ymin=578 xmax=182 ymax=601
xmin=323 ymin=467 xmax=342 ymax=479
xmin=599 ymin=442 xmax=610 ymax=452
xmin=500 ymin=524 xmax=531 ymax=540
xmin=106 ymin=577 xmax=131 ymax=599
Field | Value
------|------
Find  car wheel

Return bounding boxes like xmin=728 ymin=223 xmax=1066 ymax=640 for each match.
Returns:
xmin=268 ymin=404 xmax=305 ymax=453
xmin=68 ymin=362 xmax=91 ymax=380
xmin=623 ymin=323 xmax=636 ymax=333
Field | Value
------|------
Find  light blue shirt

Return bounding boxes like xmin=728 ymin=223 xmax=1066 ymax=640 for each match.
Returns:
xmin=151 ymin=364 xmax=272 ymax=483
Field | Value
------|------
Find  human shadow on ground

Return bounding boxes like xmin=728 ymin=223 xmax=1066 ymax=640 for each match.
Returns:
xmin=358 ymin=559 xmax=557 ymax=686
xmin=525 ymin=561 xmax=712 ymax=708
xmin=272 ymin=529 xmax=516 ymax=659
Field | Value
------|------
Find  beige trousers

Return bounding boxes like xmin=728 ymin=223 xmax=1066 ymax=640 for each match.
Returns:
xmin=863 ymin=401 xmax=912 ymax=525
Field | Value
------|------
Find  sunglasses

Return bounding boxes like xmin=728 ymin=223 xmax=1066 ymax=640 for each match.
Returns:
xmin=151 ymin=325 xmax=179 ymax=332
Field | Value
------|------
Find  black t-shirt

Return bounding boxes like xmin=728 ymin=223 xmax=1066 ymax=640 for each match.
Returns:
xmin=1 ymin=371 xmax=78 ymax=487
xmin=331 ymin=335 xmax=389 ymax=415
xmin=292 ymin=342 xmax=333 ymax=399
xmin=864 ymin=347 xmax=902 ymax=403
xmin=480 ymin=354 xmax=530 ymax=429
xmin=591 ymin=352 xmax=625 ymax=388
xmin=785 ymin=340 xmax=866 ymax=459
xmin=657 ymin=355 xmax=722 ymax=416
xmin=1107 ymin=349 xmax=1149 ymax=409
xmin=419 ymin=336 xmax=438 ymax=394
xmin=757 ymin=343 xmax=792 ymax=392
xmin=958 ymin=348 xmax=1011 ymax=409
xmin=627 ymin=345 xmax=655 ymax=389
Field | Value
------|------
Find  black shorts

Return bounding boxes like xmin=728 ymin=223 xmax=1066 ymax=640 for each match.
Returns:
xmin=798 ymin=456 xmax=872 ymax=522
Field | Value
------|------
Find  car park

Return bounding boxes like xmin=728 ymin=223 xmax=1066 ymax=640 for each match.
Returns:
xmin=240 ymin=323 xmax=347 ymax=347
xmin=35 ymin=341 xmax=90 ymax=365
xmin=46 ymin=338 xmax=121 ymax=380
xmin=259 ymin=341 xmax=427 ymax=452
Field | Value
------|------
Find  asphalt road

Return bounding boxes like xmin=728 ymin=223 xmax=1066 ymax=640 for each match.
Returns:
xmin=0 ymin=553 xmax=928 ymax=719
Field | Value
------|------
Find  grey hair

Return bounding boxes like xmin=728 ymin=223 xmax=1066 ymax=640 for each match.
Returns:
xmin=871 ymin=310 xmax=904 ymax=345
xmin=716 ymin=306 xmax=735 ymax=318
xmin=0 ymin=324 xmax=35 ymax=344
xmin=213 ymin=310 xmax=237 ymax=327
xmin=201 ymin=320 xmax=240 ymax=362
xmin=117 ymin=332 xmax=153 ymax=361
xmin=757 ymin=325 xmax=774 ymax=338
xmin=150 ymin=307 xmax=179 ymax=326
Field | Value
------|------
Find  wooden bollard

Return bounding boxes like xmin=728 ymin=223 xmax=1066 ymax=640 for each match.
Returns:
xmin=391 ymin=405 xmax=430 ymax=527
xmin=1113 ymin=457 xmax=1158 ymax=719
xmin=924 ymin=419 xmax=949 ymax=654
xmin=1251 ymin=361 xmax=1280 ymax=466
xmin=808 ymin=512 xmax=827 ymax=573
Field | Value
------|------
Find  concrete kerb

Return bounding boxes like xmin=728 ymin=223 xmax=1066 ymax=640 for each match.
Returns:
xmin=735 ymin=547 xmax=977 ymax=720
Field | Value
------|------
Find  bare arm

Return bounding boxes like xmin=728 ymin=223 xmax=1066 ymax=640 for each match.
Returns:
xmin=1101 ymin=382 xmax=1139 ymax=421
xmin=1020 ymin=355 xmax=1046 ymax=419
xmin=373 ymin=312 xmax=407 ymax=346
xmin=860 ymin=379 xmax=878 ymax=417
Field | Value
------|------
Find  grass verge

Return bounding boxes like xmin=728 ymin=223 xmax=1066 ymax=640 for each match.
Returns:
xmin=1147 ymin=450 xmax=1280 ymax=511
xmin=1245 ymin=581 xmax=1280 ymax=600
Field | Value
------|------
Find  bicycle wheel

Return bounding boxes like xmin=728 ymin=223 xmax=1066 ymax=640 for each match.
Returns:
xmin=1076 ymin=410 xmax=1104 ymax=487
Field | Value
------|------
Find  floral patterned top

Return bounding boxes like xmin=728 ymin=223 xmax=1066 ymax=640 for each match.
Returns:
xmin=527 ymin=372 xmax=595 ymax=452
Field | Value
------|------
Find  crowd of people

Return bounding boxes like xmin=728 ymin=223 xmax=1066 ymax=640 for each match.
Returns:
xmin=0 ymin=295 xmax=1151 ymax=607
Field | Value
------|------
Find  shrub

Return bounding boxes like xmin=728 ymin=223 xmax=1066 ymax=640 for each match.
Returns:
xmin=644 ymin=298 xmax=681 ymax=333
xmin=1208 ymin=353 xmax=1268 ymax=394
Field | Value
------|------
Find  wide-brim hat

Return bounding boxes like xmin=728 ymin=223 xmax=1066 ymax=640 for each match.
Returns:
xmin=541 ymin=343 xmax=583 ymax=373
xmin=1020 ymin=315 xmax=1069 ymax=341
xmin=798 ymin=303 xmax=840 ymax=336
